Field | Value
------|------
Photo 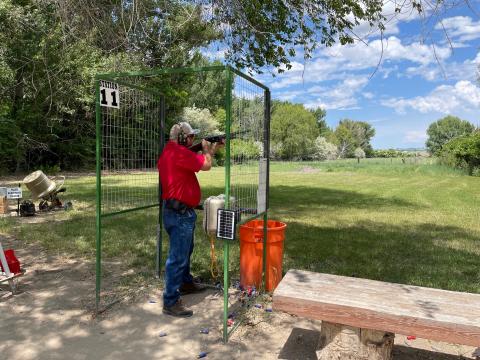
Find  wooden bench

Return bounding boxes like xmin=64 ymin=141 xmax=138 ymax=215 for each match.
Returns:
xmin=273 ymin=269 xmax=480 ymax=359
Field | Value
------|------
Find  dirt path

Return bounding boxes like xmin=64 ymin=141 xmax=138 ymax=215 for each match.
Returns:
xmin=1 ymin=236 xmax=477 ymax=360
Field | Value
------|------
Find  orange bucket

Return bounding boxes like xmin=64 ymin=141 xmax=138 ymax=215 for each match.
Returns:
xmin=239 ymin=220 xmax=287 ymax=292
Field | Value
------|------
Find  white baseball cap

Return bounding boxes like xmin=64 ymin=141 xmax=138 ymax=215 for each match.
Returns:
xmin=170 ymin=122 xmax=200 ymax=140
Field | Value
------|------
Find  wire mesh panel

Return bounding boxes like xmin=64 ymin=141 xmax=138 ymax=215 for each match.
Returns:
xmin=100 ymin=84 xmax=162 ymax=215
xmin=230 ymin=72 xmax=268 ymax=223
xmin=96 ymin=78 xmax=163 ymax=311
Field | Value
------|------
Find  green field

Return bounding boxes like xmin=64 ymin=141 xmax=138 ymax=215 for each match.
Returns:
xmin=1 ymin=158 xmax=479 ymax=294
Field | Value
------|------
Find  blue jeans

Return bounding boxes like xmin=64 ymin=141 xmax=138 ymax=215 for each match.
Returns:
xmin=163 ymin=206 xmax=196 ymax=307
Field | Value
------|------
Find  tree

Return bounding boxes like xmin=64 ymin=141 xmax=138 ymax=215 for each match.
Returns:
xmin=426 ymin=116 xmax=475 ymax=154
xmin=0 ymin=0 xmax=221 ymax=172
xmin=19 ymin=1 xmax=470 ymax=73
xmin=333 ymin=124 xmax=355 ymax=158
xmin=62 ymin=0 xmax=385 ymax=73
xmin=180 ymin=106 xmax=220 ymax=138
xmin=441 ymin=132 xmax=480 ymax=175
xmin=332 ymin=119 xmax=375 ymax=158
xmin=271 ymin=102 xmax=318 ymax=160
xmin=342 ymin=119 xmax=375 ymax=153
xmin=188 ymin=59 xmax=226 ymax=112
xmin=208 ymin=1 xmax=470 ymax=73
xmin=314 ymin=137 xmax=337 ymax=160
xmin=354 ymin=147 xmax=366 ymax=163
xmin=310 ymin=108 xmax=330 ymax=136
xmin=213 ymin=108 xmax=226 ymax=132
xmin=210 ymin=0 xmax=384 ymax=72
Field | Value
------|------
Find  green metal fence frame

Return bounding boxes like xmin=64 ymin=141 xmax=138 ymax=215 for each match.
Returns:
xmin=95 ymin=65 xmax=270 ymax=343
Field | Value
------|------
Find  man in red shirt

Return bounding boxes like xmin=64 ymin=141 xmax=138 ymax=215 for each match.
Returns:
xmin=158 ymin=122 xmax=222 ymax=317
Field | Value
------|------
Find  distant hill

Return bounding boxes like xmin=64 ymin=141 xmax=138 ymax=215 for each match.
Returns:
xmin=395 ymin=148 xmax=427 ymax=152
xmin=373 ymin=148 xmax=426 ymax=152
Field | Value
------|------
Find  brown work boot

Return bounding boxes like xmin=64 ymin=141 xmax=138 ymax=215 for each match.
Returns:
xmin=162 ymin=299 xmax=193 ymax=318
xmin=179 ymin=281 xmax=207 ymax=295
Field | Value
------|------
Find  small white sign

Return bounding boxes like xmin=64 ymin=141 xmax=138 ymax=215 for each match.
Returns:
xmin=6 ymin=187 xmax=22 ymax=199
xmin=99 ymin=80 xmax=120 ymax=109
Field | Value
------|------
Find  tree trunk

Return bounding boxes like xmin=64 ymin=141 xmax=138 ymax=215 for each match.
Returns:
xmin=11 ymin=68 xmax=24 ymax=118
xmin=317 ymin=322 xmax=394 ymax=360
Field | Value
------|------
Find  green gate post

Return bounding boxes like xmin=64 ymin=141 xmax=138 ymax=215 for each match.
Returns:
xmin=156 ymin=96 xmax=165 ymax=278
xmin=223 ymin=67 xmax=233 ymax=343
xmin=262 ymin=89 xmax=271 ymax=291
xmin=95 ymin=78 xmax=102 ymax=313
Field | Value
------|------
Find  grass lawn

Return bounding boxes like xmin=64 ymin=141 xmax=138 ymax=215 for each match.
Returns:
xmin=1 ymin=158 xmax=479 ymax=294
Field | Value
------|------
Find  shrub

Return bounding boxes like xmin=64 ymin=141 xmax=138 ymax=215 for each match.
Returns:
xmin=426 ymin=116 xmax=474 ymax=154
xmin=354 ymin=147 xmax=366 ymax=159
xmin=231 ymin=139 xmax=261 ymax=162
xmin=441 ymin=132 xmax=480 ymax=175
xmin=314 ymin=137 xmax=338 ymax=160
xmin=472 ymin=167 xmax=480 ymax=177
xmin=180 ymin=106 xmax=219 ymax=138
xmin=371 ymin=149 xmax=416 ymax=158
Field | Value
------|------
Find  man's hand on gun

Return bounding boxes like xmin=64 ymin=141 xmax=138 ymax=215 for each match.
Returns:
xmin=201 ymin=138 xmax=225 ymax=155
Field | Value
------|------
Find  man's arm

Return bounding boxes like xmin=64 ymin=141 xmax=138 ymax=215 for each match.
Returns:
xmin=200 ymin=140 xmax=223 ymax=171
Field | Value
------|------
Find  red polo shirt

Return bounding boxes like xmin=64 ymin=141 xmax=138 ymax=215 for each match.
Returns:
xmin=158 ymin=141 xmax=205 ymax=207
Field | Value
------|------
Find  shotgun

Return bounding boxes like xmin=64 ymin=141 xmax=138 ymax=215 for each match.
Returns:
xmin=188 ymin=130 xmax=249 ymax=152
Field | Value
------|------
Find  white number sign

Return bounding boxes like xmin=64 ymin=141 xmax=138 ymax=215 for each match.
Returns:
xmin=99 ymin=80 xmax=120 ymax=109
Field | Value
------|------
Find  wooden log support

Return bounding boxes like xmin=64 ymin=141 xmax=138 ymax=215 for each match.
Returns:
xmin=317 ymin=322 xmax=394 ymax=360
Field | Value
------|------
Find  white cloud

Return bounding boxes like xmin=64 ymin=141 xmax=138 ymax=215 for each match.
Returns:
xmin=404 ymin=130 xmax=427 ymax=143
xmin=307 ymin=85 xmax=328 ymax=94
xmin=266 ymin=36 xmax=452 ymax=92
xmin=270 ymin=75 xmax=301 ymax=89
xmin=318 ymin=36 xmax=451 ymax=73
xmin=280 ymin=61 xmax=305 ymax=72
xmin=304 ymin=76 xmax=369 ymax=110
xmin=260 ymin=11 xmax=475 ymax=117
xmin=266 ymin=33 xmax=456 ymax=111
xmin=275 ymin=90 xmax=304 ymax=101
xmin=405 ymin=51 xmax=480 ymax=82
xmin=435 ymin=16 xmax=480 ymax=42
xmin=304 ymin=98 xmax=360 ymax=110
xmin=381 ymin=80 xmax=480 ymax=114
xmin=448 ymin=42 xmax=470 ymax=49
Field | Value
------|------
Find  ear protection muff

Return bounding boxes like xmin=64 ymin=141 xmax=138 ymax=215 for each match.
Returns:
xmin=177 ymin=125 xmax=187 ymax=146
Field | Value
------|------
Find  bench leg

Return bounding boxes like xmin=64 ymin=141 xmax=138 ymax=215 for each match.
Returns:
xmin=317 ymin=321 xmax=394 ymax=360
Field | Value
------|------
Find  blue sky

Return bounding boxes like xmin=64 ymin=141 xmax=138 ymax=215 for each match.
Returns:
xmin=204 ymin=1 xmax=480 ymax=149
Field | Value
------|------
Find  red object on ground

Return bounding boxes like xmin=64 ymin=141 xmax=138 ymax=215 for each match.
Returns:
xmin=406 ymin=335 xmax=416 ymax=340
xmin=0 ymin=249 xmax=21 ymax=274
xmin=227 ymin=319 xmax=234 ymax=327
xmin=239 ymin=220 xmax=287 ymax=292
